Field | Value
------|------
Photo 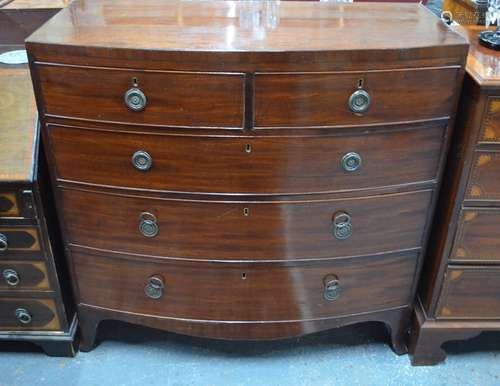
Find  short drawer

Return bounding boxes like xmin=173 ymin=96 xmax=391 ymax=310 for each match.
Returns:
xmin=74 ymin=250 xmax=418 ymax=322
xmin=0 ymin=298 xmax=61 ymax=330
xmin=451 ymin=208 xmax=500 ymax=263
xmin=0 ymin=226 xmax=42 ymax=259
xmin=36 ymin=64 xmax=245 ymax=128
xmin=62 ymin=188 xmax=432 ymax=260
xmin=465 ymin=151 xmax=500 ymax=201
xmin=254 ymin=68 xmax=459 ymax=127
xmin=49 ymin=123 xmax=445 ymax=194
xmin=478 ymin=97 xmax=500 ymax=143
xmin=0 ymin=193 xmax=20 ymax=217
xmin=0 ymin=261 xmax=50 ymax=290
xmin=437 ymin=267 xmax=500 ymax=319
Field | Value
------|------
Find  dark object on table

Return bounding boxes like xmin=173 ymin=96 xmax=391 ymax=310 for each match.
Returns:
xmin=410 ymin=25 xmax=500 ymax=366
xmin=0 ymin=46 xmax=77 ymax=357
xmin=479 ymin=28 xmax=500 ymax=50
xmin=26 ymin=0 xmax=468 ymax=353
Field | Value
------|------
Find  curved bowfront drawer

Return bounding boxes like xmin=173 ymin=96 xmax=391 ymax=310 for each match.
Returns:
xmin=62 ymin=188 xmax=432 ymax=260
xmin=254 ymin=68 xmax=459 ymax=127
xmin=0 ymin=298 xmax=60 ymax=331
xmin=49 ymin=123 xmax=444 ymax=194
xmin=73 ymin=250 xmax=417 ymax=322
xmin=36 ymin=64 xmax=245 ymax=128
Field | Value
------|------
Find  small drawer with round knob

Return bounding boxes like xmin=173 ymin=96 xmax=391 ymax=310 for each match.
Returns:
xmin=0 ymin=227 xmax=41 ymax=256
xmin=0 ymin=262 xmax=50 ymax=290
xmin=0 ymin=298 xmax=60 ymax=330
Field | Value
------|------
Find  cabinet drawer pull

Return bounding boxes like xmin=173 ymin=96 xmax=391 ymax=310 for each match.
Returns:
xmin=132 ymin=150 xmax=153 ymax=171
xmin=323 ymin=274 xmax=342 ymax=301
xmin=348 ymin=89 xmax=371 ymax=114
xmin=341 ymin=152 xmax=362 ymax=172
xmin=15 ymin=308 xmax=32 ymax=324
xmin=332 ymin=211 xmax=352 ymax=240
xmin=139 ymin=212 xmax=159 ymax=238
xmin=145 ymin=275 xmax=164 ymax=299
xmin=124 ymin=87 xmax=147 ymax=112
xmin=0 ymin=233 xmax=7 ymax=251
xmin=3 ymin=269 xmax=20 ymax=286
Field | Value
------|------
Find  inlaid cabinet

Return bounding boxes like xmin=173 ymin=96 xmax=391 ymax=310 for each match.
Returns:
xmin=410 ymin=26 xmax=500 ymax=365
xmin=0 ymin=48 xmax=76 ymax=356
xmin=26 ymin=0 xmax=468 ymax=353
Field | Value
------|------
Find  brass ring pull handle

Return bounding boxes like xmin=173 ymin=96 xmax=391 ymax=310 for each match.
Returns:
xmin=332 ymin=211 xmax=352 ymax=240
xmin=15 ymin=308 xmax=32 ymax=324
xmin=132 ymin=150 xmax=153 ymax=171
xmin=139 ymin=212 xmax=159 ymax=238
xmin=0 ymin=233 xmax=8 ymax=252
xmin=323 ymin=274 xmax=341 ymax=301
xmin=341 ymin=152 xmax=362 ymax=172
xmin=124 ymin=87 xmax=147 ymax=112
xmin=145 ymin=275 xmax=164 ymax=299
xmin=348 ymin=89 xmax=371 ymax=114
xmin=3 ymin=269 xmax=20 ymax=286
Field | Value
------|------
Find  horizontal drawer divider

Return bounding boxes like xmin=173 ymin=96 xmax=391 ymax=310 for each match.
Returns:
xmin=68 ymin=243 xmax=421 ymax=265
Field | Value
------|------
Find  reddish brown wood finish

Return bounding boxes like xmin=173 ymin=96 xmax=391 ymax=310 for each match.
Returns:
xmin=37 ymin=64 xmax=245 ymax=128
xmin=411 ymin=26 xmax=500 ymax=366
xmin=26 ymin=0 xmax=467 ymax=353
xmin=451 ymin=208 xmax=500 ymax=263
xmin=61 ymin=188 xmax=432 ymax=260
xmin=254 ymin=69 xmax=459 ymax=128
xmin=48 ymin=123 xmax=445 ymax=195
xmin=465 ymin=151 xmax=500 ymax=201
xmin=437 ymin=267 xmax=500 ymax=318
xmin=73 ymin=249 xmax=418 ymax=323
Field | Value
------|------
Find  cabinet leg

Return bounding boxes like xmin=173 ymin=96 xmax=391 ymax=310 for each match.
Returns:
xmin=37 ymin=340 xmax=78 ymax=357
xmin=409 ymin=304 xmax=482 ymax=366
xmin=78 ymin=307 xmax=101 ymax=352
xmin=384 ymin=308 xmax=411 ymax=355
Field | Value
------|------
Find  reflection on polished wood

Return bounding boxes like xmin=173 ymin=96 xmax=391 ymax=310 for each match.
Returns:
xmin=27 ymin=0 xmax=467 ymax=353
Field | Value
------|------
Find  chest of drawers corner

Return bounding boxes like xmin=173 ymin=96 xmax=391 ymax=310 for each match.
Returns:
xmin=409 ymin=25 xmax=500 ymax=366
xmin=26 ymin=0 xmax=468 ymax=353
xmin=0 ymin=58 xmax=77 ymax=357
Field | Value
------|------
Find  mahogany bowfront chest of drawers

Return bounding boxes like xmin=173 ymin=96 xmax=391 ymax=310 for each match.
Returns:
xmin=26 ymin=0 xmax=468 ymax=352
xmin=0 ymin=48 xmax=76 ymax=356
xmin=410 ymin=26 xmax=500 ymax=365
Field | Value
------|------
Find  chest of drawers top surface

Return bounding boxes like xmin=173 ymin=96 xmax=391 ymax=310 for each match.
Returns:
xmin=26 ymin=0 xmax=467 ymax=70
xmin=0 ymin=65 xmax=37 ymax=183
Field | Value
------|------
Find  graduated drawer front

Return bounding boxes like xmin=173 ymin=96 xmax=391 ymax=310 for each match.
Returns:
xmin=74 ymin=250 xmax=417 ymax=322
xmin=0 ymin=298 xmax=61 ymax=330
xmin=465 ymin=150 xmax=500 ymax=201
xmin=478 ymin=97 xmax=500 ymax=143
xmin=62 ymin=189 xmax=432 ymax=260
xmin=254 ymin=68 xmax=459 ymax=128
xmin=36 ymin=64 xmax=245 ymax=128
xmin=0 ymin=261 xmax=51 ymax=290
xmin=451 ymin=208 xmax=500 ymax=263
xmin=0 ymin=226 xmax=42 ymax=260
xmin=437 ymin=267 xmax=500 ymax=319
xmin=49 ymin=124 xmax=445 ymax=194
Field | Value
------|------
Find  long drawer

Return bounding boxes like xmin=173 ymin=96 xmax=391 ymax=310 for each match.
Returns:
xmin=61 ymin=188 xmax=432 ymax=260
xmin=437 ymin=267 xmax=500 ymax=319
xmin=36 ymin=64 xmax=245 ymax=128
xmin=451 ymin=208 xmax=500 ymax=263
xmin=254 ymin=68 xmax=459 ymax=127
xmin=49 ymin=123 xmax=445 ymax=194
xmin=466 ymin=150 xmax=500 ymax=202
xmin=73 ymin=249 xmax=418 ymax=322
